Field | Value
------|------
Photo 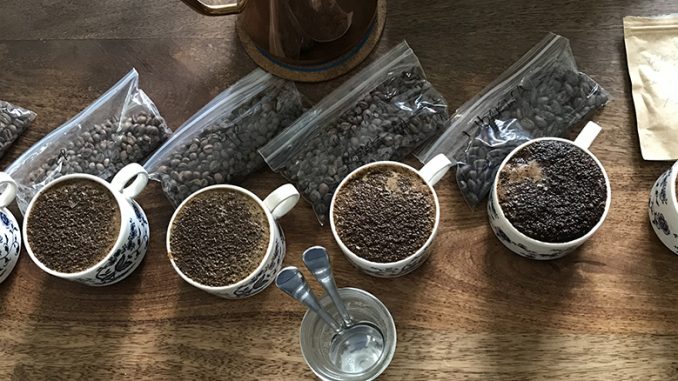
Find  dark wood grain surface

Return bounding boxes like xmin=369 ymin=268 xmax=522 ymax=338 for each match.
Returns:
xmin=2 ymin=0 xmax=678 ymax=379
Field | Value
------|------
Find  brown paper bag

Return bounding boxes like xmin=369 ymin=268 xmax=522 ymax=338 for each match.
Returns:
xmin=624 ymin=15 xmax=678 ymax=160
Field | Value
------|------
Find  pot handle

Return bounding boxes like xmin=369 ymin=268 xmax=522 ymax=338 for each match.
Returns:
xmin=180 ymin=0 xmax=248 ymax=16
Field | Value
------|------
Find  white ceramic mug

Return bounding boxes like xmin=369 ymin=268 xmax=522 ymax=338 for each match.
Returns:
xmin=330 ymin=154 xmax=453 ymax=278
xmin=649 ymin=160 xmax=678 ymax=254
xmin=167 ymin=183 xmax=300 ymax=299
xmin=487 ymin=122 xmax=611 ymax=260
xmin=0 ymin=173 xmax=21 ymax=284
xmin=24 ymin=163 xmax=150 ymax=286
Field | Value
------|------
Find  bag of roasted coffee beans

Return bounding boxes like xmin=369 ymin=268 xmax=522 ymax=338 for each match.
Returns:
xmin=144 ymin=69 xmax=304 ymax=207
xmin=417 ymin=33 xmax=609 ymax=207
xmin=0 ymin=100 xmax=36 ymax=159
xmin=6 ymin=69 xmax=172 ymax=213
xmin=260 ymin=41 xmax=449 ymax=224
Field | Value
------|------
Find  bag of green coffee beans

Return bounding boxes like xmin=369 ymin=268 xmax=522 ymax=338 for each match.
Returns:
xmin=6 ymin=69 xmax=172 ymax=213
xmin=0 ymin=100 xmax=36 ymax=159
xmin=144 ymin=69 xmax=304 ymax=208
xmin=260 ymin=41 xmax=450 ymax=225
xmin=417 ymin=33 xmax=609 ymax=207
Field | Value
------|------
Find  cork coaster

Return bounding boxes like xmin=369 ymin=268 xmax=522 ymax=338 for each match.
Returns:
xmin=237 ymin=0 xmax=386 ymax=82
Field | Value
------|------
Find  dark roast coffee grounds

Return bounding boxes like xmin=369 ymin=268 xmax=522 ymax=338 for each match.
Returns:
xmin=497 ymin=140 xmax=606 ymax=243
xmin=169 ymin=189 xmax=270 ymax=287
xmin=27 ymin=179 xmax=120 ymax=273
xmin=333 ymin=166 xmax=435 ymax=263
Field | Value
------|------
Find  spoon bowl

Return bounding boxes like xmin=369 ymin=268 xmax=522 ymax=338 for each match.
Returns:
xmin=329 ymin=321 xmax=385 ymax=373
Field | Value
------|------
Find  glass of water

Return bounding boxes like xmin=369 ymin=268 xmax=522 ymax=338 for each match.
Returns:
xmin=299 ymin=287 xmax=396 ymax=381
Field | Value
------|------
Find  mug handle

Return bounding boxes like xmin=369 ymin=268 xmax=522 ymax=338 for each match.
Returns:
xmin=180 ymin=0 xmax=248 ymax=15
xmin=0 ymin=172 xmax=17 ymax=209
xmin=262 ymin=184 xmax=300 ymax=220
xmin=111 ymin=163 xmax=149 ymax=199
xmin=418 ymin=154 xmax=453 ymax=186
xmin=574 ymin=121 xmax=602 ymax=150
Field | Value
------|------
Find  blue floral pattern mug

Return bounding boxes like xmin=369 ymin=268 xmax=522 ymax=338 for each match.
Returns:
xmin=167 ymin=184 xmax=300 ymax=299
xmin=23 ymin=163 xmax=150 ymax=286
xmin=488 ymin=122 xmax=611 ymax=260
xmin=329 ymin=154 xmax=453 ymax=278
xmin=649 ymin=160 xmax=678 ymax=254
xmin=0 ymin=173 xmax=21 ymax=284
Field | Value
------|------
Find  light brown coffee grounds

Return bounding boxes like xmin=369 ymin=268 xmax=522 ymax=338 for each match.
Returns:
xmin=333 ymin=165 xmax=436 ymax=263
xmin=169 ymin=188 xmax=270 ymax=287
xmin=27 ymin=179 xmax=120 ymax=273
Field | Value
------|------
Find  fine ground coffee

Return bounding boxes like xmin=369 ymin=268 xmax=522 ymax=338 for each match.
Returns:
xmin=27 ymin=179 xmax=121 ymax=273
xmin=169 ymin=188 xmax=270 ymax=287
xmin=497 ymin=140 xmax=606 ymax=243
xmin=333 ymin=165 xmax=436 ymax=263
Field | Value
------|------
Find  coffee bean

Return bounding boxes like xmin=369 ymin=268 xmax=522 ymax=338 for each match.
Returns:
xmin=452 ymin=62 xmax=608 ymax=207
xmin=268 ymin=67 xmax=448 ymax=224
xmin=150 ymin=81 xmax=303 ymax=207
xmin=0 ymin=100 xmax=36 ymax=159
xmin=23 ymin=111 xmax=169 ymax=188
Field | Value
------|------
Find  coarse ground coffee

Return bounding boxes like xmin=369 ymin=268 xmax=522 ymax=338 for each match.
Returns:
xmin=169 ymin=188 xmax=270 ymax=287
xmin=497 ymin=140 xmax=606 ymax=243
xmin=27 ymin=179 xmax=121 ymax=273
xmin=333 ymin=165 xmax=436 ymax=263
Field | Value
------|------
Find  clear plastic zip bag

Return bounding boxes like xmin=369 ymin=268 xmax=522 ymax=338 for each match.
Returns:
xmin=144 ymin=69 xmax=304 ymax=207
xmin=260 ymin=41 xmax=449 ymax=224
xmin=417 ymin=33 xmax=609 ymax=207
xmin=6 ymin=69 xmax=171 ymax=213
xmin=456 ymin=119 xmax=531 ymax=206
xmin=0 ymin=100 xmax=36 ymax=159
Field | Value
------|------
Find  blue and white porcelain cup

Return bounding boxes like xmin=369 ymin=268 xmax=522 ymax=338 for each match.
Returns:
xmin=23 ymin=163 xmax=150 ymax=286
xmin=488 ymin=122 xmax=611 ymax=260
xmin=0 ymin=173 xmax=21 ymax=284
xmin=330 ymin=154 xmax=453 ymax=278
xmin=167 ymin=184 xmax=300 ymax=299
xmin=649 ymin=160 xmax=678 ymax=254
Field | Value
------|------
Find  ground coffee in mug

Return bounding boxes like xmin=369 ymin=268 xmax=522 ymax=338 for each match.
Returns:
xmin=26 ymin=179 xmax=121 ymax=273
xmin=333 ymin=165 xmax=435 ymax=263
xmin=169 ymin=188 xmax=270 ymax=287
xmin=497 ymin=140 xmax=606 ymax=243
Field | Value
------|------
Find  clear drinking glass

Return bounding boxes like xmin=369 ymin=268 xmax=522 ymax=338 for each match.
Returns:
xmin=299 ymin=287 xmax=396 ymax=381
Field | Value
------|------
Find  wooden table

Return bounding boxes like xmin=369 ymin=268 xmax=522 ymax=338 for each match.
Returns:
xmin=2 ymin=0 xmax=678 ymax=379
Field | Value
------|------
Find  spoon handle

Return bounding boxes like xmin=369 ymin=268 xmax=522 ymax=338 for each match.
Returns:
xmin=302 ymin=246 xmax=353 ymax=328
xmin=275 ymin=266 xmax=341 ymax=333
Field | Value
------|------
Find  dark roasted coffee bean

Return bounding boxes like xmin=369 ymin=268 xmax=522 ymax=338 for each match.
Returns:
xmin=273 ymin=67 xmax=448 ymax=224
xmin=24 ymin=111 xmax=169 ymax=185
xmin=0 ymin=100 xmax=36 ymax=159
xmin=152 ymin=82 xmax=303 ymax=207
xmin=454 ymin=63 xmax=608 ymax=207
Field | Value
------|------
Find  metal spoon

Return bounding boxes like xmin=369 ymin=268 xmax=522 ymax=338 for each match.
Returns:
xmin=275 ymin=266 xmax=342 ymax=333
xmin=302 ymin=246 xmax=385 ymax=372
